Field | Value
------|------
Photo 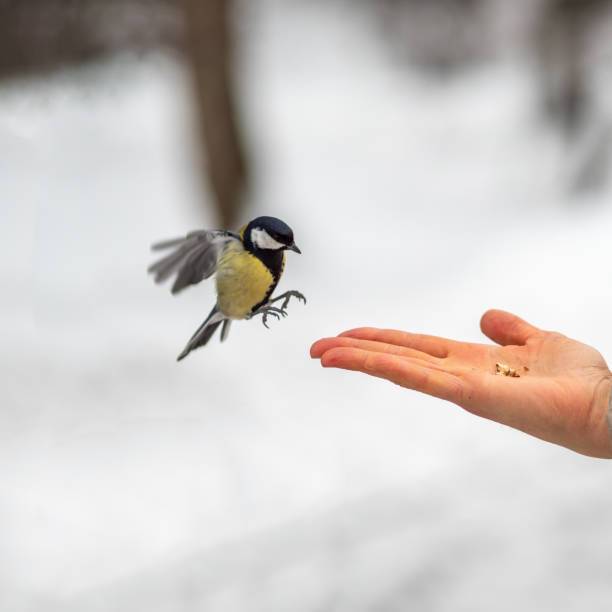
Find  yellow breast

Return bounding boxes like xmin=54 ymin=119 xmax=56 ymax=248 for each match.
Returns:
xmin=215 ymin=242 xmax=277 ymax=319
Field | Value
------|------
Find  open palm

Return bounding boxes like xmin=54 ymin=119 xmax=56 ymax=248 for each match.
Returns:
xmin=311 ymin=310 xmax=612 ymax=458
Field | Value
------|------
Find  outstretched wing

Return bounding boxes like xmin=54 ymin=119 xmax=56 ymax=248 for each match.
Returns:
xmin=148 ymin=230 xmax=240 ymax=294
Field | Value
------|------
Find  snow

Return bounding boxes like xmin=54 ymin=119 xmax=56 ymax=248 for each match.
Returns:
xmin=1 ymin=2 xmax=612 ymax=611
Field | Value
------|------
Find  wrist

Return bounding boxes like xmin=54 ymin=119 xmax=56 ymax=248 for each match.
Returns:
xmin=586 ymin=371 xmax=612 ymax=459
xmin=601 ymin=372 xmax=612 ymax=458
xmin=607 ymin=373 xmax=612 ymax=451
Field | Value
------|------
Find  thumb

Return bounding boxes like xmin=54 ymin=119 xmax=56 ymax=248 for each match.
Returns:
xmin=480 ymin=309 xmax=542 ymax=346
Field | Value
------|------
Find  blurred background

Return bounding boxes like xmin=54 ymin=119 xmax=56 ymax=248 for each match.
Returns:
xmin=2 ymin=0 xmax=612 ymax=610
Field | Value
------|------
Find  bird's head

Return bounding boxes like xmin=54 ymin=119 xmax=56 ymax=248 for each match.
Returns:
xmin=243 ymin=216 xmax=301 ymax=254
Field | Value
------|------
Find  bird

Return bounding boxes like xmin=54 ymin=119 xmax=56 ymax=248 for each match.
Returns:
xmin=148 ymin=216 xmax=306 ymax=361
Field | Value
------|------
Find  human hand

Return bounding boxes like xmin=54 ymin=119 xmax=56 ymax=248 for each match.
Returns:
xmin=311 ymin=310 xmax=612 ymax=458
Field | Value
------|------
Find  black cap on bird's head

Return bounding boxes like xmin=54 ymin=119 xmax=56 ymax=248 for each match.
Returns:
xmin=243 ymin=216 xmax=301 ymax=254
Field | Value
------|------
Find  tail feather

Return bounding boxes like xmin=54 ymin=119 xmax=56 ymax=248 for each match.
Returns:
xmin=177 ymin=307 xmax=226 ymax=361
xmin=220 ymin=319 xmax=232 ymax=342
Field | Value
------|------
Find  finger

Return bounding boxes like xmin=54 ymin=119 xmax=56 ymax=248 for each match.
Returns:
xmin=480 ymin=309 xmax=542 ymax=347
xmin=310 ymin=336 xmax=442 ymax=363
xmin=338 ymin=328 xmax=452 ymax=358
xmin=319 ymin=347 xmax=465 ymax=403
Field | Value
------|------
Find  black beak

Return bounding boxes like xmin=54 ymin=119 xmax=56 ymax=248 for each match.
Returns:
xmin=288 ymin=243 xmax=301 ymax=254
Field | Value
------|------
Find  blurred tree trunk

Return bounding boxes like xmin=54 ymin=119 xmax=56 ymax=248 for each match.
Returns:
xmin=535 ymin=0 xmax=611 ymax=192
xmin=535 ymin=0 xmax=612 ymax=136
xmin=536 ymin=0 xmax=588 ymax=137
xmin=180 ymin=0 xmax=248 ymax=229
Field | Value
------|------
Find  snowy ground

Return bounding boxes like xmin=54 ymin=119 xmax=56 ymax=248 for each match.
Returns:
xmin=1 ymin=3 xmax=612 ymax=611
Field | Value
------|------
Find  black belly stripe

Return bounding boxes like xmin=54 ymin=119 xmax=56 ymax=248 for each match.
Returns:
xmin=250 ymin=249 xmax=284 ymax=313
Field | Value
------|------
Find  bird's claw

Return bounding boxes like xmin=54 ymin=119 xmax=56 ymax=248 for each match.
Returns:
xmin=276 ymin=290 xmax=307 ymax=314
xmin=250 ymin=292 xmax=305 ymax=328
xmin=258 ymin=306 xmax=285 ymax=328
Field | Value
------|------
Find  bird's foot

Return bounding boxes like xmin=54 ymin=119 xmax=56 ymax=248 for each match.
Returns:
xmin=270 ymin=290 xmax=307 ymax=314
xmin=249 ymin=305 xmax=287 ymax=329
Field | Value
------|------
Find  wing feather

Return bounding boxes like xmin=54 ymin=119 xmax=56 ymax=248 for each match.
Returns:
xmin=148 ymin=230 xmax=240 ymax=294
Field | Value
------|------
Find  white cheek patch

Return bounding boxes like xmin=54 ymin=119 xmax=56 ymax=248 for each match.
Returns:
xmin=251 ymin=228 xmax=285 ymax=250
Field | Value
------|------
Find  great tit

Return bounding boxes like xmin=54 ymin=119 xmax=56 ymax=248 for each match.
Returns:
xmin=148 ymin=216 xmax=306 ymax=361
